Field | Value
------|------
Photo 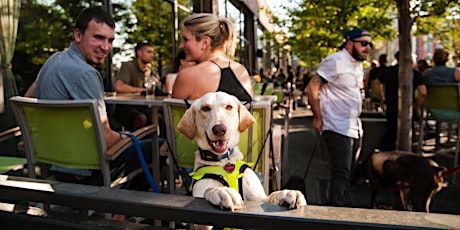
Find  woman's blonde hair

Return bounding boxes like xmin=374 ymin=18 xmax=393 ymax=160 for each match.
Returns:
xmin=183 ymin=13 xmax=236 ymax=59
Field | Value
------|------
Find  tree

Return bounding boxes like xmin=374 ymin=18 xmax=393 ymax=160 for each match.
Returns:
xmin=16 ymin=1 xmax=73 ymax=66
xmin=285 ymin=0 xmax=397 ymax=68
xmin=14 ymin=0 xmax=131 ymax=93
xmin=126 ymin=0 xmax=192 ymax=76
xmin=395 ymin=0 xmax=459 ymax=151
xmin=395 ymin=0 xmax=413 ymax=151
xmin=14 ymin=0 xmax=195 ymax=93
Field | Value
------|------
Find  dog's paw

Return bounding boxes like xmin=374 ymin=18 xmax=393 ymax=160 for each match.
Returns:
xmin=204 ymin=187 xmax=243 ymax=211
xmin=267 ymin=189 xmax=307 ymax=209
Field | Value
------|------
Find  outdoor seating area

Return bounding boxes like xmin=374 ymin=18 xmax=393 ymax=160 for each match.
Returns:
xmin=2 ymin=0 xmax=460 ymax=228
xmin=1 ymin=88 xmax=460 ymax=228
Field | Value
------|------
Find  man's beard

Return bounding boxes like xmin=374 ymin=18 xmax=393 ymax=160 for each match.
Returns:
xmin=351 ymin=46 xmax=366 ymax=61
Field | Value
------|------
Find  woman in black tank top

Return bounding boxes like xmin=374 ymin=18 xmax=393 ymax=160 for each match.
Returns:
xmin=211 ymin=61 xmax=252 ymax=102
xmin=171 ymin=13 xmax=253 ymax=101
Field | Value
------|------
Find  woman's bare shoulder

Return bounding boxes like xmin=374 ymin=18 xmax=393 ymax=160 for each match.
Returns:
xmin=172 ymin=61 xmax=221 ymax=99
xmin=180 ymin=62 xmax=219 ymax=77
xmin=230 ymin=61 xmax=250 ymax=78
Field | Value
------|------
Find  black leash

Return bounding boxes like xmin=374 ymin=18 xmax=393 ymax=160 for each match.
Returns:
xmin=166 ymin=139 xmax=193 ymax=194
xmin=252 ymin=116 xmax=278 ymax=191
xmin=303 ymin=131 xmax=321 ymax=180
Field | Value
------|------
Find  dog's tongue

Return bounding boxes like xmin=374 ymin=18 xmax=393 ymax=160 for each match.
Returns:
xmin=211 ymin=140 xmax=228 ymax=153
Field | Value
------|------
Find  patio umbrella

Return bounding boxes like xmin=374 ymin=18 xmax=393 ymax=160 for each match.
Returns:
xmin=0 ymin=0 xmax=21 ymax=156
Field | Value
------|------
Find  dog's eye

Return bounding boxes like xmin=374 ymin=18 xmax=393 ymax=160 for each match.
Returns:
xmin=202 ymin=106 xmax=211 ymax=111
xmin=225 ymin=105 xmax=233 ymax=110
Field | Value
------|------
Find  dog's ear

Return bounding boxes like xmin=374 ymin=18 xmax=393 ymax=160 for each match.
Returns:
xmin=237 ymin=102 xmax=256 ymax=133
xmin=177 ymin=106 xmax=196 ymax=140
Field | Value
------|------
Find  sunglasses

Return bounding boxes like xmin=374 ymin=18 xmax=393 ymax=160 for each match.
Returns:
xmin=352 ymin=40 xmax=374 ymax=48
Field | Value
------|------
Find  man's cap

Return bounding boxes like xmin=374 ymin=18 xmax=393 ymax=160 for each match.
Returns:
xmin=339 ymin=28 xmax=370 ymax=49
xmin=344 ymin=28 xmax=370 ymax=41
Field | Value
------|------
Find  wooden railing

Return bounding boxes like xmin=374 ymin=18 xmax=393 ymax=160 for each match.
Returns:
xmin=0 ymin=176 xmax=458 ymax=229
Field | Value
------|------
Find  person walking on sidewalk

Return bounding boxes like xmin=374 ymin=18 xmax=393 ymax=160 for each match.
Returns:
xmin=306 ymin=28 xmax=372 ymax=206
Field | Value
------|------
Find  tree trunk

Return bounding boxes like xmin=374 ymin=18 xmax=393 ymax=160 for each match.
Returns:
xmin=396 ymin=0 xmax=413 ymax=151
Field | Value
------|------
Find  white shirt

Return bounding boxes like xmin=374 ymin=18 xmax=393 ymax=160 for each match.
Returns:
xmin=317 ymin=49 xmax=363 ymax=139
xmin=171 ymin=73 xmax=178 ymax=88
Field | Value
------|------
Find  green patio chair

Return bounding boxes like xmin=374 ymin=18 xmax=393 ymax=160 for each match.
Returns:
xmin=10 ymin=96 xmax=158 ymax=218
xmin=253 ymin=83 xmax=264 ymax=95
xmin=0 ymin=127 xmax=25 ymax=175
xmin=10 ymin=96 xmax=157 ymax=188
xmin=162 ymin=97 xmax=276 ymax=194
xmin=419 ymin=83 xmax=460 ymax=182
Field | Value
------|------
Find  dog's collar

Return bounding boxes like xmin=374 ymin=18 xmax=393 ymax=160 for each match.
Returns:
xmin=199 ymin=148 xmax=234 ymax=161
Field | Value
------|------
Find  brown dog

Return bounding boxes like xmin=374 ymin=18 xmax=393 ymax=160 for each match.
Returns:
xmin=353 ymin=151 xmax=446 ymax=212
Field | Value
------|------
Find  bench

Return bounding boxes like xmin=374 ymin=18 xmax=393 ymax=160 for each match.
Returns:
xmin=0 ymin=175 xmax=459 ymax=229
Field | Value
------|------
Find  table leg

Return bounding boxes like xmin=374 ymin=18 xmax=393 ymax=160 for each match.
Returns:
xmin=151 ymin=107 xmax=161 ymax=190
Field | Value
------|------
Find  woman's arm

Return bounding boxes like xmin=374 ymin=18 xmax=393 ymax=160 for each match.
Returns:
xmin=171 ymin=71 xmax=190 ymax=99
xmin=24 ymin=81 xmax=36 ymax=97
xmin=165 ymin=73 xmax=173 ymax=95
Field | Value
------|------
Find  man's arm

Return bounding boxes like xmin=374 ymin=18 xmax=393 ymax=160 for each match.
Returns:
xmin=454 ymin=67 xmax=460 ymax=82
xmin=374 ymin=79 xmax=385 ymax=107
xmin=101 ymin=115 xmax=124 ymax=152
xmin=414 ymin=84 xmax=427 ymax=120
xmin=113 ymin=79 xmax=144 ymax=93
xmin=306 ymin=74 xmax=325 ymax=132
xmin=414 ymin=84 xmax=427 ymax=109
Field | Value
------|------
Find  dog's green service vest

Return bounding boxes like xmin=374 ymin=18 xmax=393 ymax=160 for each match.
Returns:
xmin=189 ymin=160 xmax=253 ymax=194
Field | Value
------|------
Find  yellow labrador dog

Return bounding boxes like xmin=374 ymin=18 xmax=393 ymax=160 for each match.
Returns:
xmin=178 ymin=92 xmax=307 ymax=213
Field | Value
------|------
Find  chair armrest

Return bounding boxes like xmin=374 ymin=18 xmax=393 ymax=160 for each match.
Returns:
xmin=0 ymin=126 xmax=21 ymax=143
xmin=105 ymin=125 xmax=157 ymax=159
xmin=131 ymin=124 xmax=157 ymax=140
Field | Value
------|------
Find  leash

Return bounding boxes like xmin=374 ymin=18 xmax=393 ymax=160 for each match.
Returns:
xmin=252 ymin=116 xmax=279 ymax=192
xmin=121 ymin=132 xmax=161 ymax=193
xmin=366 ymin=164 xmax=460 ymax=191
xmin=159 ymin=99 xmax=195 ymax=194
xmin=253 ymin=123 xmax=271 ymax=171
xmin=440 ymin=164 xmax=460 ymax=178
xmin=303 ymin=131 xmax=321 ymax=180
xmin=165 ymin=139 xmax=193 ymax=194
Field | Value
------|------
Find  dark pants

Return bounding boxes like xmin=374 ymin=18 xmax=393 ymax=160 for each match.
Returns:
xmin=114 ymin=105 xmax=152 ymax=131
xmin=380 ymin=105 xmax=397 ymax=151
xmin=322 ymin=130 xmax=360 ymax=206
xmin=113 ymin=105 xmax=166 ymax=139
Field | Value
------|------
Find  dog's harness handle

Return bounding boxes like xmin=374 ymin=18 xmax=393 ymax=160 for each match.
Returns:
xmin=189 ymin=161 xmax=251 ymax=198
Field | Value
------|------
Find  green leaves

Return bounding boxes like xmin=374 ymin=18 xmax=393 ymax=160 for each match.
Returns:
xmin=280 ymin=0 xmax=459 ymax=67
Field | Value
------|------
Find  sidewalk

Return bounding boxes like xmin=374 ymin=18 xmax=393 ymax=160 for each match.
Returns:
xmin=274 ymin=105 xmax=460 ymax=215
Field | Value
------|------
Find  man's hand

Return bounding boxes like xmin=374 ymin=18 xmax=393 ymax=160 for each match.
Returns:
xmin=312 ymin=117 xmax=323 ymax=132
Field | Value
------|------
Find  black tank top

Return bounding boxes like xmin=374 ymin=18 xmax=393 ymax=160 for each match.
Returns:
xmin=212 ymin=60 xmax=252 ymax=102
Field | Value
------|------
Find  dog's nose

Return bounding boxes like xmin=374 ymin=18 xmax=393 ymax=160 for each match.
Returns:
xmin=212 ymin=124 xmax=227 ymax=137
